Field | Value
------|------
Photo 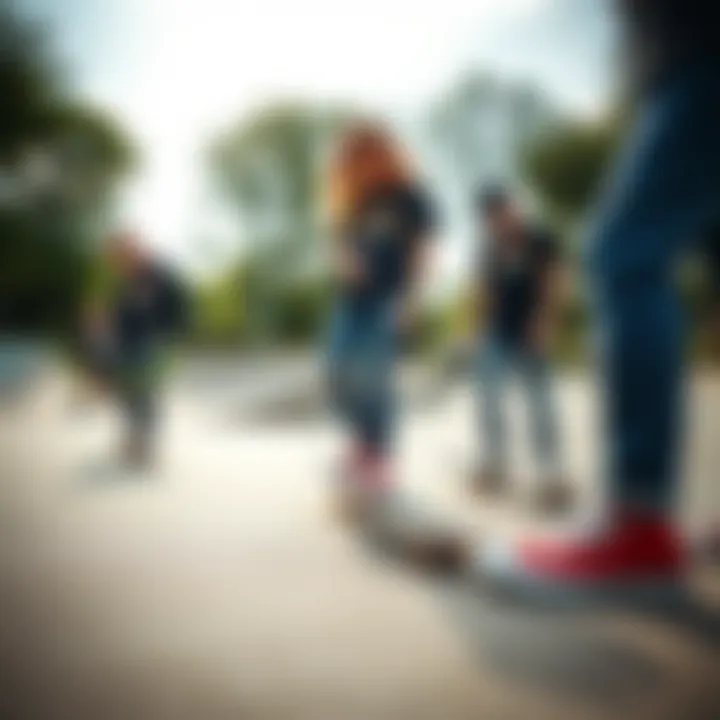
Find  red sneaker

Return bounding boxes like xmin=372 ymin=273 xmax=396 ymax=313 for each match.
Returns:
xmin=336 ymin=441 xmax=367 ymax=484
xmin=357 ymin=452 xmax=393 ymax=494
xmin=334 ymin=451 xmax=392 ymax=522
xmin=476 ymin=509 xmax=688 ymax=606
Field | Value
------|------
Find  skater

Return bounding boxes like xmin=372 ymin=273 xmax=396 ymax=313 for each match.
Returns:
xmin=85 ymin=230 xmax=189 ymax=470
xmin=472 ymin=185 xmax=571 ymax=514
xmin=325 ymin=122 xmax=436 ymax=508
xmin=477 ymin=0 xmax=720 ymax=597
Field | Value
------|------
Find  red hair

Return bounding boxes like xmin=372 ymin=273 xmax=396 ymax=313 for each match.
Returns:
xmin=326 ymin=122 xmax=411 ymax=230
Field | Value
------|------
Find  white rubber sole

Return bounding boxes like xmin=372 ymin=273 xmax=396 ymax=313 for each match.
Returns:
xmin=470 ymin=541 xmax=688 ymax=611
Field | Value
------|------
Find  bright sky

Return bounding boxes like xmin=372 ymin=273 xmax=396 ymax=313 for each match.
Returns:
xmin=23 ymin=0 xmax=614 ymax=270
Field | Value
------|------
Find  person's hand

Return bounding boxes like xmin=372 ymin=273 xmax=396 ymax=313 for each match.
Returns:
xmin=526 ymin=314 xmax=553 ymax=354
xmin=338 ymin=248 xmax=366 ymax=286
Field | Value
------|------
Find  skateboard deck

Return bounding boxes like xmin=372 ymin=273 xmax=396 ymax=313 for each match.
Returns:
xmin=332 ymin=481 xmax=470 ymax=574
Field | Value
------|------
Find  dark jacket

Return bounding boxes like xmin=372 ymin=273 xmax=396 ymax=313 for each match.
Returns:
xmin=617 ymin=0 xmax=720 ymax=93
xmin=115 ymin=264 xmax=189 ymax=359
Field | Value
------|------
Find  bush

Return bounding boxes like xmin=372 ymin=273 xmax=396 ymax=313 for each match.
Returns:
xmin=273 ymin=278 xmax=333 ymax=346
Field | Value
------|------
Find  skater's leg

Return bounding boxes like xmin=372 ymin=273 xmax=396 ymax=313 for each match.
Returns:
xmin=477 ymin=63 xmax=720 ymax=595
xmin=327 ymin=305 xmax=373 ymax=480
xmin=588 ymin=73 xmax=720 ymax=513
xmin=355 ymin=309 xmax=396 ymax=486
xmin=518 ymin=349 xmax=572 ymax=512
xmin=519 ymin=350 xmax=561 ymax=476
xmin=327 ymin=306 xmax=363 ymax=435
xmin=118 ymin=356 xmax=159 ymax=471
xmin=476 ymin=336 xmax=510 ymax=479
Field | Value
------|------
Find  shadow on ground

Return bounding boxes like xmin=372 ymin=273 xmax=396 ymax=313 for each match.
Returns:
xmin=355 ymin=504 xmax=720 ymax=719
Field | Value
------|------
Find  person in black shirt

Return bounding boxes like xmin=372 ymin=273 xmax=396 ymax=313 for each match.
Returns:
xmin=326 ymin=123 xmax=436 ymax=505
xmin=473 ymin=186 xmax=570 ymax=513
xmin=85 ymin=231 xmax=189 ymax=470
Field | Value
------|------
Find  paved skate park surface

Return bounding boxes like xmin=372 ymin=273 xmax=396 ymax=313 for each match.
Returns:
xmin=1 ymin=354 xmax=718 ymax=719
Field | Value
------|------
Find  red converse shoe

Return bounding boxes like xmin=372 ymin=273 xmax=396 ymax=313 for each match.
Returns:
xmin=333 ymin=448 xmax=392 ymax=522
xmin=335 ymin=441 xmax=367 ymax=483
xmin=357 ymin=452 xmax=393 ymax=494
xmin=476 ymin=509 xmax=687 ymax=606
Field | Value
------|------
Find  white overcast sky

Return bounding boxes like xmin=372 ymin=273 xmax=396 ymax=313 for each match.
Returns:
xmin=20 ymin=0 xmax=615 ymax=267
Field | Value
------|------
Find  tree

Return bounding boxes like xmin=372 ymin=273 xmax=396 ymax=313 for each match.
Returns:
xmin=193 ymin=262 xmax=247 ymax=346
xmin=521 ymin=114 xmax=624 ymax=225
xmin=207 ymin=101 xmax=355 ymax=345
xmin=429 ymin=73 xmax=559 ymax=192
xmin=0 ymin=6 xmax=135 ymax=335
xmin=0 ymin=6 xmax=60 ymax=163
xmin=426 ymin=72 xmax=561 ymax=257
xmin=521 ymin=109 xmax=720 ymax=364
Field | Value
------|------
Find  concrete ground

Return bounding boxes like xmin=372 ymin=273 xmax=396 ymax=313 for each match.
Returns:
xmin=0 ymin=360 xmax=718 ymax=720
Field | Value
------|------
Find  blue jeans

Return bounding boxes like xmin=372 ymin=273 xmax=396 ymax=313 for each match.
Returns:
xmin=327 ymin=302 xmax=396 ymax=455
xmin=477 ymin=335 xmax=561 ymax=476
xmin=587 ymin=61 xmax=720 ymax=511
xmin=115 ymin=346 xmax=162 ymax=439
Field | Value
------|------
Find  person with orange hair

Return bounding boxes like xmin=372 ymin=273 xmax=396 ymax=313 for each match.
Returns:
xmin=325 ymin=123 xmax=437 ymax=504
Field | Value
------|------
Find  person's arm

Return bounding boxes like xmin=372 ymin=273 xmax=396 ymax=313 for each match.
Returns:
xmin=396 ymin=238 xmax=434 ymax=334
xmin=396 ymin=189 xmax=437 ymax=334
xmin=322 ymin=174 xmax=365 ymax=289
xmin=527 ymin=235 xmax=568 ymax=353
xmin=472 ymin=249 xmax=492 ymax=339
xmin=330 ymin=234 xmax=365 ymax=287
xmin=157 ymin=270 xmax=191 ymax=341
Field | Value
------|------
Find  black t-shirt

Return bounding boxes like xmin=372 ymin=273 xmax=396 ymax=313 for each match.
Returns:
xmin=114 ymin=264 xmax=189 ymax=358
xmin=344 ymin=184 xmax=435 ymax=310
xmin=481 ymin=226 xmax=559 ymax=344
xmin=617 ymin=0 xmax=720 ymax=93
xmin=701 ymin=226 xmax=720 ymax=305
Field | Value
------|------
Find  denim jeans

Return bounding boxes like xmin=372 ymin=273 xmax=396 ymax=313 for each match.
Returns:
xmin=116 ymin=347 xmax=163 ymax=440
xmin=119 ymin=368 xmax=156 ymax=436
xmin=477 ymin=335 xmax=561 ymax=477
xmin=327 ymin=302 xmax=396 ymax=455
xmin=587 ymin=61 xmax=720 ymax=511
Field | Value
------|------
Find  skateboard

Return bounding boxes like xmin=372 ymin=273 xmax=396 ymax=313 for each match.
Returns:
xmin=350 ymin=486 xmax=470 ymax=574
xmin=465 ymin=458 xmax=577 ymax=518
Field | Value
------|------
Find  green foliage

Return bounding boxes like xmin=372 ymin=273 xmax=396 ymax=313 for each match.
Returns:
xmin=0 ymin=209 xmax=86 ymax=333
xmin=191 ymin=256 xmax=333 ymax=348
xmin=522 ymin=116 xmax=624 ymax=223
xmin=205 ymin=100 xmax=359 ymax=346
xmin=0 ymin=9 xmax=60 ymax=162
xmin=193 ymin=265 xmax=247 ymax=346
xmin=273 ymin=278 xmax=332 ymax=346
xmin=522 ymin=109 xmax=720 ymax=366
xmin=42 ymin=103 xmax=136 ymax=209
xmin=553 ymin=297 xmax=591 ymax=366
xmin=210 ymin=102 xmax=316 ymax=219
xmin=0 ymin=5 xmax=135 ymax=336
xmin=209 ymin=103 xmax=358 ymax=261
xmin=518 ymin=112 xmax=624 ymax=365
